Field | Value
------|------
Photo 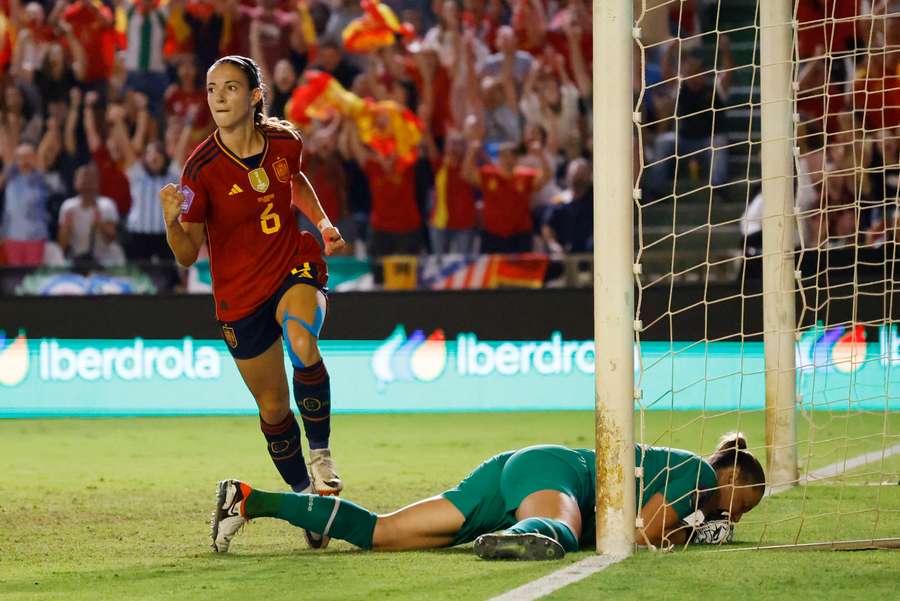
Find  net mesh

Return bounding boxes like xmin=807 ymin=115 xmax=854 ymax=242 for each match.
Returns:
xmin=630 ymin=0 xmax=900 ymax=548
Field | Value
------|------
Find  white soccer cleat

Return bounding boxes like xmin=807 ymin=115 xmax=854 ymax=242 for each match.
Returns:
xmin=308 ymin=449 xmax=343 ymax=495
xmin=210 ymin=479 xmax=249 ymax=553
xmin=304 ymin=449 xmax=342 ymax=550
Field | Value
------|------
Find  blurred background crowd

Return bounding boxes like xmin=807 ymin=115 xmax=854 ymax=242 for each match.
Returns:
xmin=0 ymin=0 xmax=897 ymax=290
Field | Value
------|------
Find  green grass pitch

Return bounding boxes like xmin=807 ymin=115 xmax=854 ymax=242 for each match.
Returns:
xmin=1 ymin=411 xmax=898 ymax=601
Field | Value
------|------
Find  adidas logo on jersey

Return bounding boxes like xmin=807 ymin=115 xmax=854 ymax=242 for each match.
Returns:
xmin=228 ymin=184 xmax=244 ymax=196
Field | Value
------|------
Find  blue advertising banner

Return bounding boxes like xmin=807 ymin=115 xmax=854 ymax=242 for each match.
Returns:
xmin=1 ymin=323 xmax=898 ymax=416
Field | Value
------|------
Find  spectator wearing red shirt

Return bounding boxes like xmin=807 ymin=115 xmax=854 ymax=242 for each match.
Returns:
xmin=54 ymin=0 xmax=116 ymax=87
xmin=301 ymin=119 xmax=349 ymax=250
xmin=79 ymin=89 xmax=133 ymax=219
xmin=796 ymin=0 xmax=862 ymax=60
xmin=424 ymin=129 xmax=477 ymax=255
xmin=794 ymin=1 xmax=864 ymax=135
xmin=8 ymin=2 xmax=59 ymax=82
xmin=344 ymin=119 xmax=423 ymax=259
xmin=853 ymin=44 xmax=900 ymax=132
xmin=463 ymin=134 xmax=550 ymax=254
xmin=546 ymin=0 xmax=591 ymax=83
xmin=408 ymin=40 xmax=454 ymax=142
xmin=511 ymin=0 xmax=546 ymax=56
xmin=221 ymin=0 xmax=303 ymax=71
xmin=796 ymin=45 xmax=853 ymax=135
xmin=165 ymin=56 xmax=212 ymax=145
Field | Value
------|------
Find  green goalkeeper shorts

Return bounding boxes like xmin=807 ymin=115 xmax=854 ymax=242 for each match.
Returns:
xmin=441 ymin=444 xmax=594 ymax=546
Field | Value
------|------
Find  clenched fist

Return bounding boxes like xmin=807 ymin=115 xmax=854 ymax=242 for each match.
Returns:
xmin=159 ymin=183 xmax=185 ymax=228
xmin=321 ymin=226 xmax=346 ymax=256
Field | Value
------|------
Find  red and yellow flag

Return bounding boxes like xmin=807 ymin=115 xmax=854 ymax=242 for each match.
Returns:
xmin=342 ymin=0 xmax=413 ymax=53
xmin=287 ymin=71 xmax=423 ymax=165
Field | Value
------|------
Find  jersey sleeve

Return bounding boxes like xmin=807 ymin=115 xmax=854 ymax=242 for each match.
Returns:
xmin=665 ymin=456 xmax=716 ymax=520
xmin=179 ymin=167 xmax=209 ymax=224
xmin=290 ymin=129 xmax=304 ymax=175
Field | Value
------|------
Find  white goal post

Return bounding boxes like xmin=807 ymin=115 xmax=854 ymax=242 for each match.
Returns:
xmin=594 ymin=0 xmax=900 ymax=554
xmin=594 ymin=0 xmax=637 ymax=557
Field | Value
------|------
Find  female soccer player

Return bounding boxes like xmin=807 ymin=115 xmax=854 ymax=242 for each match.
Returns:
xmin=159 ymin=55 xmax=345 ymax=548
xmin=211 ymin=433 xmax=766 ymax=559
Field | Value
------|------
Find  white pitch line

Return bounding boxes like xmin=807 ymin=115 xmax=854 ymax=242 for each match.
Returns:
xmin=767 ymin=442 xmax=900 ymax=494
xmin=800 ymin=443 xmax=900 ymax=484
xmin=485 ymin=554 xmax=628 ymax=601
xmin=490 ymin=442 xmax=900 ymax=601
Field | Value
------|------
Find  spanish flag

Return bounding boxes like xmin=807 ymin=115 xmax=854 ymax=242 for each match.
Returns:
xmin=342 ymin=0 xmax=413 ymax=53
xmin=355 ymin=98 xmax=423 ymax=167
xmin=287 ymin=70 xmax=364 ymax=124
xmin=287 ymin=71 xmax=423 ymax=165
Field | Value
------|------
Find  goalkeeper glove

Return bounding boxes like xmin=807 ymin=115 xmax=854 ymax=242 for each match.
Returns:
xmin=690 ymin=518 xmax=734 ymax=545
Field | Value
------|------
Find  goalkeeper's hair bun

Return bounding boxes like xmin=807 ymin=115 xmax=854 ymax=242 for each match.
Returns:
xmin=709 ymin=431 xmax=765 ymax=488
xmin=716 ymin=432 xmax=748 ymax=452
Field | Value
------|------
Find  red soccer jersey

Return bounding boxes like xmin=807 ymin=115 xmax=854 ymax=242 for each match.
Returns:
xmin=63 ymin=1 xmax=116 ymax=82
xmin=180 ymin=125 xmax=325 ymax=321
xmin=363 ymin=159 xmax=421 ymax=234
xmin=430 ymin=159 xmax=476 ymax=230
xmin=92 ymin=145 xmax=132 ymax=218
xmin=479 ymin=165 xmax=538 ymax=237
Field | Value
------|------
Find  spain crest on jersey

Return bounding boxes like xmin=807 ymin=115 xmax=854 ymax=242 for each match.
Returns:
xmin=273 ymin=157 xmax=291 ymax=182
xmin=248 ymin=168 xmax=270 ymax=193
xmin=222 ymin=325 xmax=238 ymax=349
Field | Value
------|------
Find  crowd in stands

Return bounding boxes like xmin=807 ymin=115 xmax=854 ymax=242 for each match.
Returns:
xmin=0 ymin=0 xmax=600 ymax=272
xmin=740 ymin=0 xmax=900 ymax=257
xmin=0 ymin=0 xmax=896 ymax=279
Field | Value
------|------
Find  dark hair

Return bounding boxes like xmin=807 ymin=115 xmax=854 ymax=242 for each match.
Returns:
xmin=210 ymin=55 xmax=267 ymax=126
xmin=210 ymin=55 xmax=298 ymax=132
xmin=143 ymin=140 xmax=171 ymax=176
xmin=708 ymin=432 xmax=766 ymax=489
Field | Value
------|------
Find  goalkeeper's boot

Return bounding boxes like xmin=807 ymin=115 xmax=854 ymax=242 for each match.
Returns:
xmin=210 ymin=479 xmax=250 ymax=553
xmin=304 ymin=449 xmax=343 ymax=550
xmin=474 ymin=532 xmax=566 ymax=561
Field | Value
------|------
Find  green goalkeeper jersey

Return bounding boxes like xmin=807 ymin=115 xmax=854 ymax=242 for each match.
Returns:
xmin=441 ymin=444 xmax=717 ymax=546
xmin=635 ymin=445 xmax=719 ymax=519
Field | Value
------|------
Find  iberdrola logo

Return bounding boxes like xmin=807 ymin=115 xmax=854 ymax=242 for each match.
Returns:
xmin=797 ymin=321 xmax=867 ymax=374
xmin=372 ymin=325 xmax=447 ymax=388
xmin=0 ymin=330 xmax=29 ymax=386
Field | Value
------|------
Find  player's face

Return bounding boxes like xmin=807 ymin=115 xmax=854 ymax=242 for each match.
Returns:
xmin=206 ymin=63 xmax=259 ymax=130
xmin=715 ymin=468 xmax=764 ymax=523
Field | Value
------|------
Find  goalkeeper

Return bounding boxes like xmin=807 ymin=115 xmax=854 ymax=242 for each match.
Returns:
xmin=211 ymin=433 xmax=764 ymax=559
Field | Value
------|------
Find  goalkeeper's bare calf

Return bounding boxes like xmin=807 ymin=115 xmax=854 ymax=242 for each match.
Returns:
xmin=211 ymin=434 xmax=765 ymax=559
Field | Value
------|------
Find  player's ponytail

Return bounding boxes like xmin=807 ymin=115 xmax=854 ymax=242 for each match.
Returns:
xmin=708 ymin=432 xmax=765 ymax=488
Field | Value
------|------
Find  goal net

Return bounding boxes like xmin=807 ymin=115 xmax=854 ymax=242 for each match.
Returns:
xmin=597 ymin=0 xmax=900 ymax=551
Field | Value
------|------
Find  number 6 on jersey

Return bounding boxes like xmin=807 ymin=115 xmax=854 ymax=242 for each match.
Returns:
xmin=260 ymin=202 xmax=281 ymax=234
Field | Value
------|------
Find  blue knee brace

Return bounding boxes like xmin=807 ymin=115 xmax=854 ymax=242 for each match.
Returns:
xmin=282 ymin=305 xmax=325 ymax=368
